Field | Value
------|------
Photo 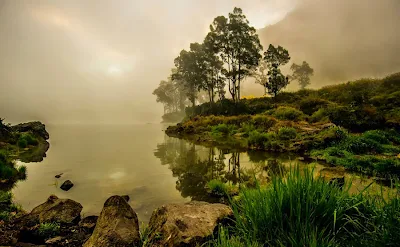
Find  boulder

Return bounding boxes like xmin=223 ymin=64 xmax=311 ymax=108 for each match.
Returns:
xmin=60 ymin=180 xmax=74 ymax=191
xmin=148 ymin=201 xmax=233 ymax=247
xmin=83 ymin=196 xmax=140 ymax=247
xmin=11 ymin=121 xmax=49 ymax=140
xmin=79 ymin=215 xmax=98 ymax=230
xmin=29 ymin=195 xmax=82 ymax=224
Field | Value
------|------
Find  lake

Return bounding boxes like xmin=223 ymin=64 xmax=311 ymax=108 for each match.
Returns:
xmin=11 ymin=124 xmax=383 ymax=223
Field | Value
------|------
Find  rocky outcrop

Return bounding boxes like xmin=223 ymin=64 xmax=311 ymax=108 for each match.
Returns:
xmin=11 ymin=121 xmax=49 ymax=140
xmin=83 ymin=196 xmax=140 ymax=247
xmin=27 ymin=195 xmax=82 ymax=224
xmin=147 ymin=201 xmax=233 ymax=247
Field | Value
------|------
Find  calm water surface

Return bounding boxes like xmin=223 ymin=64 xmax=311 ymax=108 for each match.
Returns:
xmin=11 ymin=123 xmax=384 ymax=223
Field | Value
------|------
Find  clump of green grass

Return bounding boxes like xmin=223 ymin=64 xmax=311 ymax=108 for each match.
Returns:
xmin=37 ymin=222 xmax=60 ymax=238
xmin=207 ymin=179 xmax=236 ymax=197
xmin=216 ymin=166 xmax=400 ymax=247
xmin=211 ymin=124 xmax=238 ymax=138
xmin=311 ymin=129 xmax=400 ymax=177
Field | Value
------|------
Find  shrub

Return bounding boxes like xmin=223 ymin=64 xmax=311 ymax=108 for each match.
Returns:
xmin=37 ymin=222 xmax=60 ymax=238
xmin=310 ymin=108 xmax=330 ymax=123
xmin=299 ymin=97 xmax=331 ymax=115
xmin=211 ymin=124 xmax=237 ymax=136
xmin=277 ymin=127 xmax=297 ymax=140
xmin=250 ymin=115 xmax=276 ymax=130
xmin=248 ymin=131 xmax=276 ymax=148
xmin=271 ymin=106 xmax=305 ymax=121
xmin=17 ymin=138 xmax=27 ymax=148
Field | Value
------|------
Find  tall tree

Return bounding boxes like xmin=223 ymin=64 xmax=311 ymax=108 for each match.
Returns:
xmin=152 ymin=79 xmax=176 ymax=114
xmin=264 ymin=44 xmax=291 ymax=97
xmin=290 ymin=61 xmax=314 ymax=89
xmin=203 ymin=35 xmax=226 ymax=103
xmin=253 ymin=61 xmax=269 ymax=95
xmin=266 ymin=64 xmax=289 ymax=97
xmin=208 ymin=7 xmax=262 ymax=103
xmin=173 ymin=44 xmax=206 ymax=107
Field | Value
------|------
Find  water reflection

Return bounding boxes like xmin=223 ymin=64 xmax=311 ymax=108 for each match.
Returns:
xmin=154 ymin=136 xmax=295 ymax=201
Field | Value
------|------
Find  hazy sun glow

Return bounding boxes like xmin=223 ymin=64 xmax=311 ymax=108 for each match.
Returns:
xmin=107 ymin=65 xmax=123 ymax=76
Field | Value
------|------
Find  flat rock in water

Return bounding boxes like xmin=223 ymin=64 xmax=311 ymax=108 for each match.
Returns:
xmin=148 ymin=201 xmax=233 ymax=247
xmin=29 ymin=195 xmax=82 ymax=224
xmin=60 ymin=180 xmax=74 ymax=191
xmin=55 ymin=173 xmax=63 ymax=178
xmin=83 ymin=196 xmax=140 ymax=247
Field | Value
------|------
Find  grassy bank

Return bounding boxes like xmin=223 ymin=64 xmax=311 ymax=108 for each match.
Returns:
xmin=166 ymin=73 xmax=400 ymax=178
xmin=211 ymin=167 xmax=400 ymax=247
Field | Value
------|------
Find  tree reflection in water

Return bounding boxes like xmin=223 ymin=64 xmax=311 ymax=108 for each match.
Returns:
xmin=154 ymin=135 xmax=293 ymax=202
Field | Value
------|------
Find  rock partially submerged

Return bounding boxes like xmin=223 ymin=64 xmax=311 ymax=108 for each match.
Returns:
xmin=28 ymin=195 xmax=82 ymax=224
xmin=148 ymin=201 xmax=233 ymax=247
xmin=83 ymin=196 xmax=140 ymax=247
xmin=60 ymin=180 xmax=74 ymax=191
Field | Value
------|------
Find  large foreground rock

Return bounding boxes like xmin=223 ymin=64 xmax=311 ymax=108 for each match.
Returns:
xmin=83 ymin=196 xmax=140 ymax=247
xmin=148 ymin=201 xmax=233 ymax=247
xmin=29 ymin=195 xmax=82 ymax=224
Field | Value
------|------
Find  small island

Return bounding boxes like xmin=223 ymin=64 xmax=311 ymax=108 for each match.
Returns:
xmin=0 ymin=119 xmax=50 ymax=189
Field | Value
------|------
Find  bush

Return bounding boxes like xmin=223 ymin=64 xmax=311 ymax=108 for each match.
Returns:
xmin=250 ymin=115 xmax=276 ymax=130
xmin=271 ymin=106 xmax=305 ymax=121
xmin=299 ymin=97 xmax=331 ymax=115
xmin=17 ymin=138 xmax=27 ymax=148
xmin=211 ymin=124 xmax=237 ymax=136
xmin=18 ymin=133 xmax=38 ymax=147
xmin=248 ymin=131 xmax=276 ymax=148
xmin=277 ymin=127 xmax=297 ymax=140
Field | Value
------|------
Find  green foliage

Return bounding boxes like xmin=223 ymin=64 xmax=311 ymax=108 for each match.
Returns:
xmin=209 ymin=7 xmax=263 ymax=102
xmin=17 ymin=138 xmax=27 ymax=148
xmin=250 ymin=115 xmax=277 ymax=129
xmin=207 ymin=179 xmax=235 ymax=197
xmin=0 ymin=150 xmax=27 ymax=180
xmin=0 ymin=190 xmax=12 ymax=205
xmin=277 ymin=127 xmax=297 ymax=140
xmin=299 ymin=97 xmax=330 ymax=115
xmin=223 ymin=166 xmax=400 ymax=246
xmin=271 ymin=106 xmax=305 ymax=121
xmin=37 ymin=222 xmax=60 ymax=238
xmin=0 ymin=211 xmax=10 ymax=221
xmin=248 ymin=131 xmax=276 ymax=149
xmin=211 ymin=124 xmax=237 ymax=137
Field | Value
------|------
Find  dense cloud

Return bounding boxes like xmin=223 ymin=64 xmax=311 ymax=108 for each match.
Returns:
xmin=0 ymin=0 xmax=398 ymax=123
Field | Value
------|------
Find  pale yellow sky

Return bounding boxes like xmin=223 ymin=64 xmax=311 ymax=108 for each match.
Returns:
xmin=1 ymin=0 xmax=398 ymax=124
xmin=0 ymin=0 xmax=297 ymax=124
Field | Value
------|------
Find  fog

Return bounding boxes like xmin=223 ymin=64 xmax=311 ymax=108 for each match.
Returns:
xmin=0 ymin=0 xmax=399 ymax=124
xmin=256 ymin=0 xmax=400 ymax=91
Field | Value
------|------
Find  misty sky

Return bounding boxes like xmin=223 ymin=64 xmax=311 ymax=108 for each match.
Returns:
xmin=0 ymin=0 xmax=297 ymax=124
xmin=1 ymin=0 xmax=399 ymax=124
